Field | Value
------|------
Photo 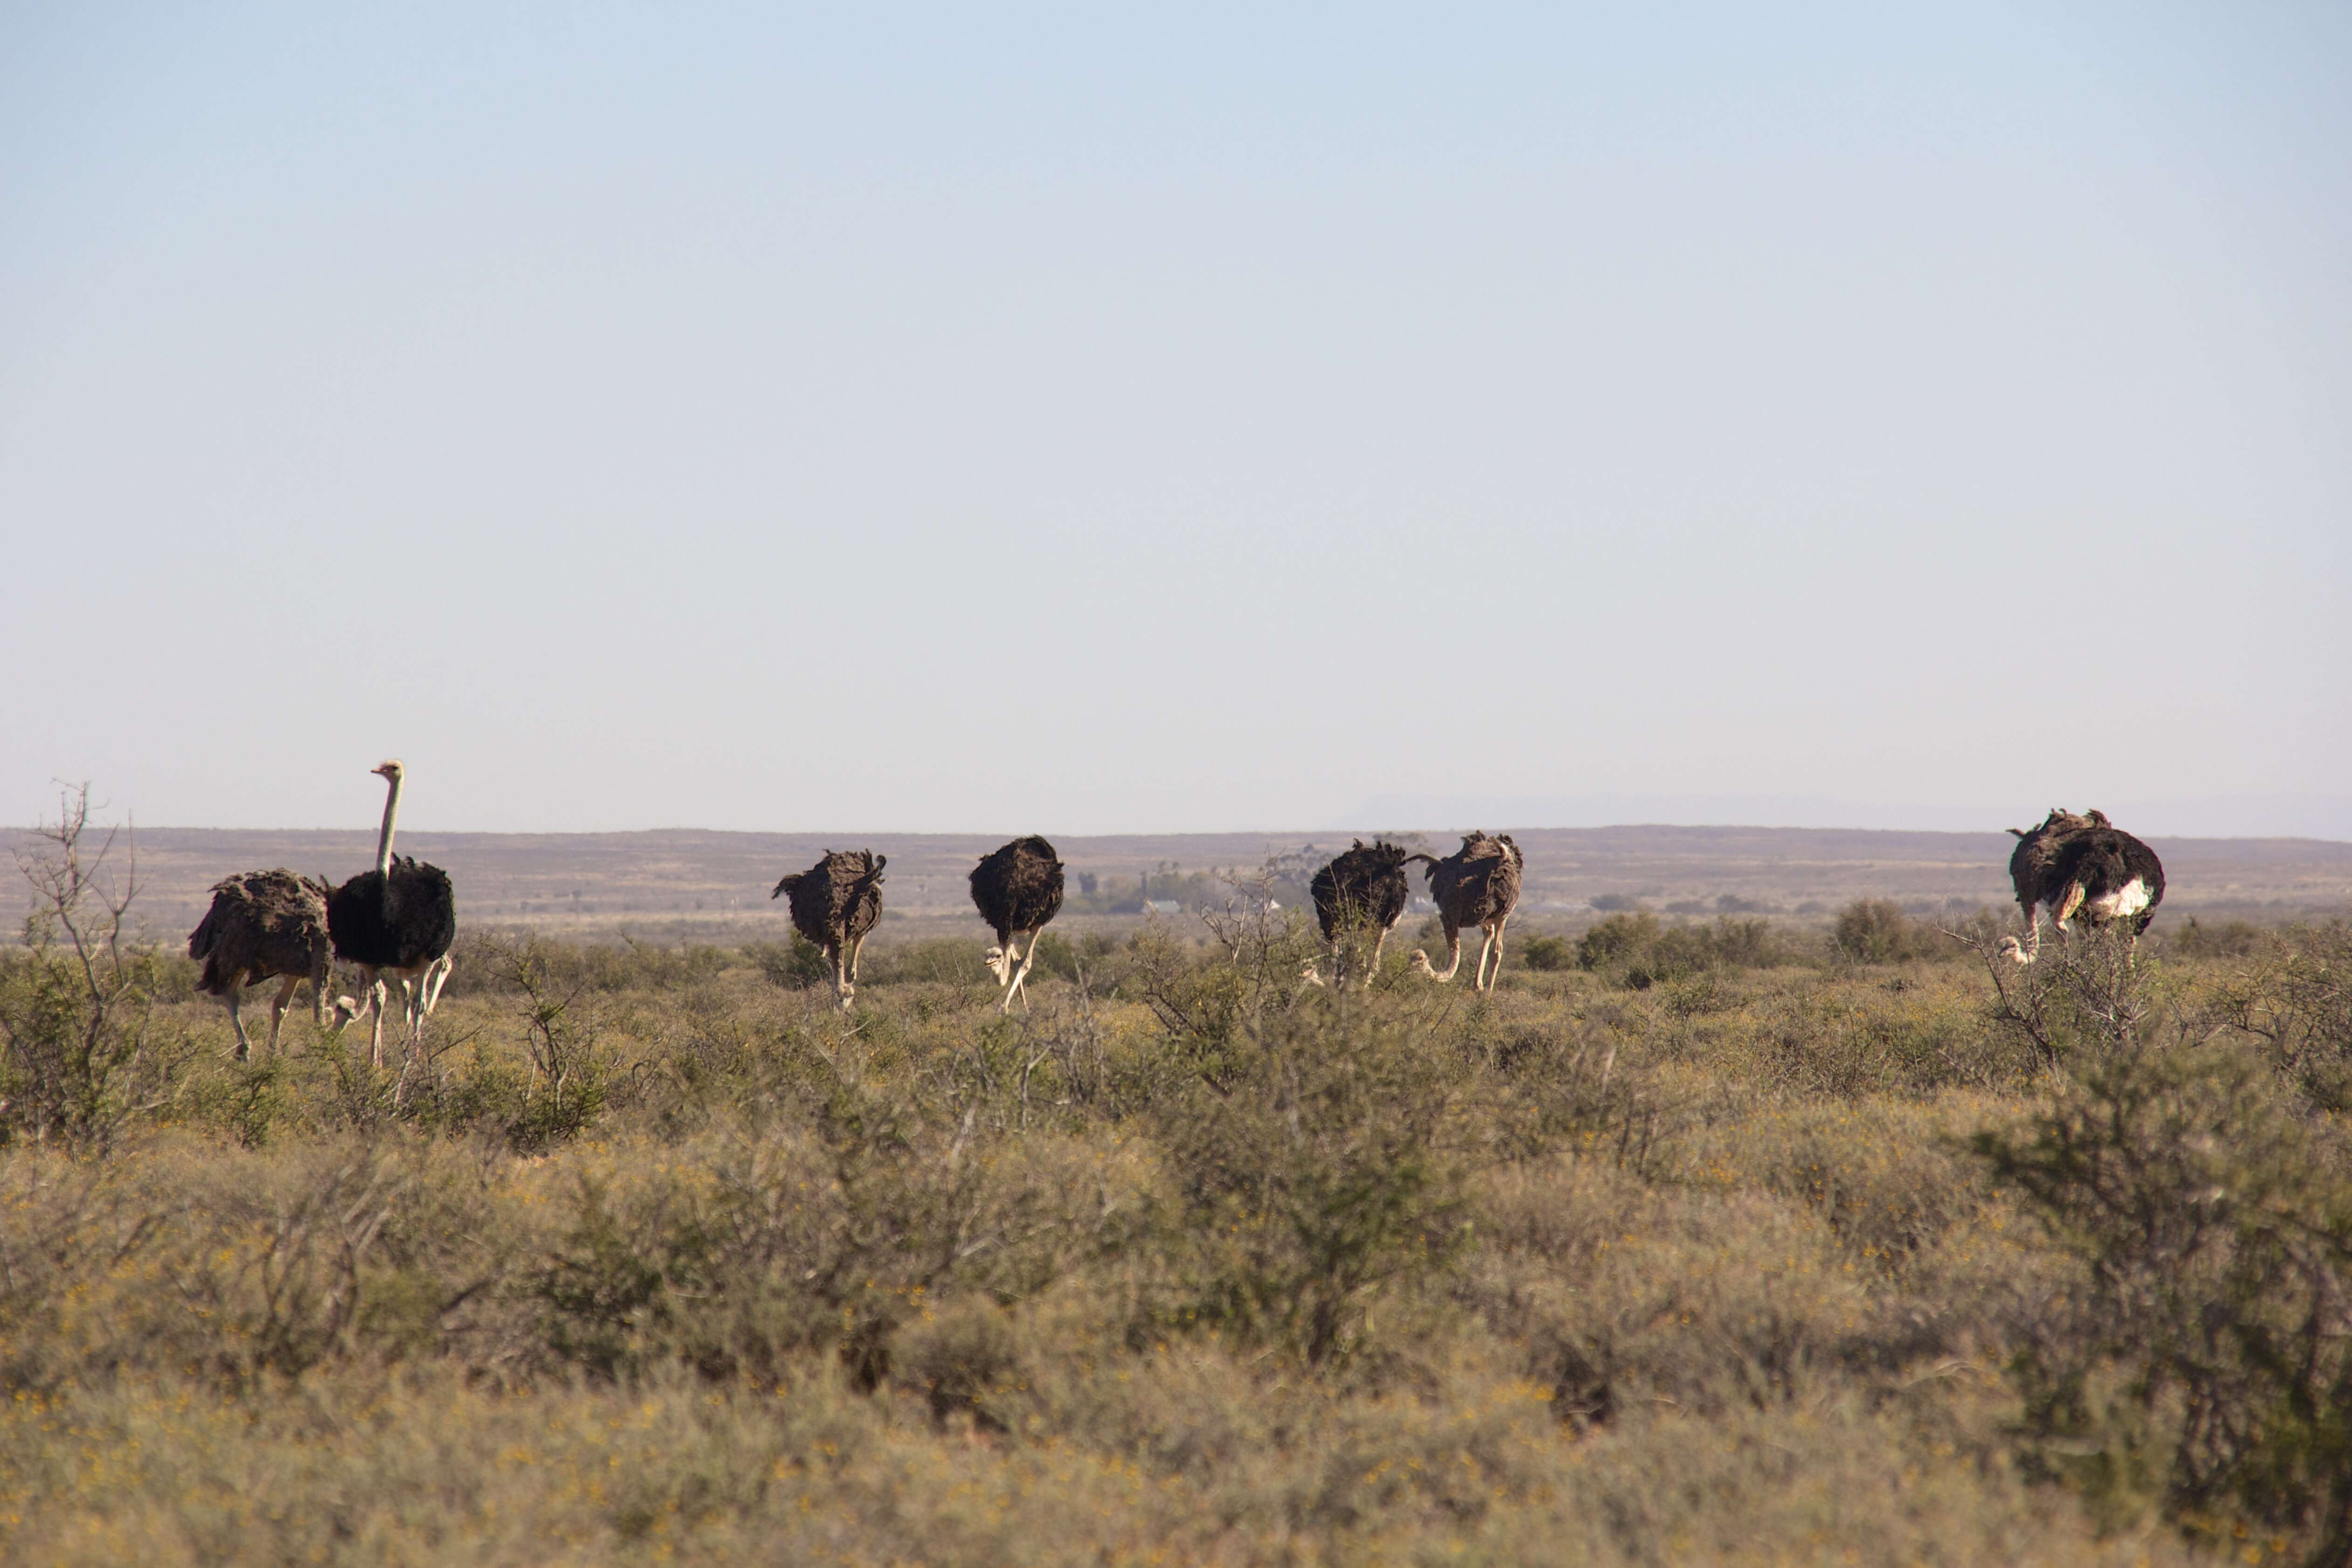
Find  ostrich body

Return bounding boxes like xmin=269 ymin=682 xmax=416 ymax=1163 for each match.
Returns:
xmin=1307 ymin=839 xmax=1430 ymax=989
xmin=969 ymin=836 xmax=1063 ymax=1013
xmin=187 ymin=869 xmax=355 ymax=1058
xmin=1999 ymin=808 xmax=2164 ymax=962
xmin=327 ymin=760 xmax=459 ymax=1065
xmin=772 ymin=849 xmax=886 ymax=1011
xmin=1407 ymin=831 xmax=1523 ymax=992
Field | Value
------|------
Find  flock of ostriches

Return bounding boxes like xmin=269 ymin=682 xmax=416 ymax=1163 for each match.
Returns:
xmin=187 ymin=761 xmax=2170 ymax=1059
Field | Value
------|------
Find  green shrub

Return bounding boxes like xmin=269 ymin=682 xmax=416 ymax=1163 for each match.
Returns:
xmin=747 ymin=935 xmax=830 ymax=990
xmin=2167 ymin=916 xmax=2268 ymax=960
xmin=1577 ymin=913 xmax=1794 ymax=986
xmin=1577 ymin=912 xmax=1662 ymax=972
xmin=1519 ymin=934 xmax=1572 ymax=972
xmin=1976 ymin=950 xmax=2352 ymax=1562
xmin=1146 ymin=1012 xmax=1471 ymax=1367
xmin=2201 ymin=921 xmax=2352 ymax=1109
xmin=1832 ymin=900 xmax=1935 ymax=964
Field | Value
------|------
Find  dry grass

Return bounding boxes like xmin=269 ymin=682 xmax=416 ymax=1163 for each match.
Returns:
xmin=3 ymin=905 xmax=2347 ymax=1565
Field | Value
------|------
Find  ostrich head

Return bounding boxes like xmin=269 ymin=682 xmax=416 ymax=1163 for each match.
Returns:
xmin=1997 ymin=935 xmax=2031 ymax=965
xmin=372 ymin=759 xmax=404 ymax=782
xmin=323 ymin=994 xmax=363 ymax=1034
xmin=1407 ymin=950 xmax=1437 ymax=978
xmin=982 ymin=945 xmax=1010 ymax=982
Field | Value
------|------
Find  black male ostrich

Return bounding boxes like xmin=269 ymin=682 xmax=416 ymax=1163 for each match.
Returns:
xmin=327 ymin=760 xmax=459 ymax=1066
xmin=1408 ymin=831 xmax=1524 ymax=993
xmin=1999 ymin=807 xmax=2098 ymax=962
xmin=1307 ymin=839 xmax=1432 ymax=989
xmin=1999 ymin=808 xmax=2165 ymax=962
xmin=187 ymin=869 xmax=356 ymax=1059
xmin=970 ymin=836 xmax=1064 ymax=1013
xmin=773 ymin=849 xmax=886 ymax=1011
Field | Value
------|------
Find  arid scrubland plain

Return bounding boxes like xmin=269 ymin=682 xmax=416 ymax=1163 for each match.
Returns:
xmin=4 ymin=811 xmax=2352 ymax=1565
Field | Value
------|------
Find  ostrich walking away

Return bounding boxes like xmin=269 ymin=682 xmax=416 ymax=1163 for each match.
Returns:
xmin=970 ymin=836 xmax=1064 ymax=1013
xmin=773 ymin=849 xmax=886 ymax=1011
xmin=1408 ymin=831 xmax=1523 ymax=993
xmin=1308 ymin=839 xmax=1430 ymax=989
xmin=1999 ymin=807 xmax=2165 ymax=963
xmin=328 ymin=760 xmax=459 ymax=1066
xmin=187 ymin=869 xmax=355 ymax=1059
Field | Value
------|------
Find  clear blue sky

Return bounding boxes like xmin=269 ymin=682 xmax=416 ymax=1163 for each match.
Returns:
xmin=3 ymin=4 xmax=2346 ymax=835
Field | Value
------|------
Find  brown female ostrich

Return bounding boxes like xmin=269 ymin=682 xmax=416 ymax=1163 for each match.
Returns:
xmin=970 ymin=836 xmax=1064 ymax=1013
xmin=1998 ymin=808 xmax=2165 ymax=962
xmin=772 ymin=849 xmax=886 ymax=1011
xmin=327 ymin=760 xmax=459 ymax=1067
xmin=187 ymin=869 xmax=357 ymax=1059
xmin=1407 ymin=831 xmax=1523 ymax=992
xmin=1308 ymin=839 xmax=1432 ymax=989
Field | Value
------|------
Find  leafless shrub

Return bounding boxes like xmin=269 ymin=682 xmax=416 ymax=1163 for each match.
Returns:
xmin=0 ymin=786 xmax=181 ymax=1148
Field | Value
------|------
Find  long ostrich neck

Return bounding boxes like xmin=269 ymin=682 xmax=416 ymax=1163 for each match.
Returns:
xmin=374 ymin=774 xmax=403 ymax=877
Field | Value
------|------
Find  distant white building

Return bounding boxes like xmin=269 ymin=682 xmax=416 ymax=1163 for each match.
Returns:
xmin=1143 ymin=899 xmax=1183 ymax=916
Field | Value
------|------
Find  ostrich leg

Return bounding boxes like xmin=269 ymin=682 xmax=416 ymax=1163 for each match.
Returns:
xmin=404 ymin=971 xmax=428 ymax=1052
xmin=996 ymin=938 xmax=1018 ymax=1014
xmin=266 ymin=973 xmax=302 ymax=1054
xmin=422 ymin=954 xmax=453 ymax=1017
xmin=1478 ymin=918 xmax=1509 ymax=992
xmin=999 ymin=931 xmax=1030 ymax=1014
xmin=226 ymin=986 xmax=253 ymax=1061
xmin=1368 ymin=928 xmax=1390 ymax=985
xmin=838 ymin=941 xmax=853 ymax=1010
xmin=365 ymin=974 xmax=389 ymax=1068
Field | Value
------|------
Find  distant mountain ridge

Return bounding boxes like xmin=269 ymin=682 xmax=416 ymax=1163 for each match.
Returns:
xmin=1343 ymin=793 xmax=2352 ymax=843
xmin=9 ymin=822 xmax=2348 ymax=944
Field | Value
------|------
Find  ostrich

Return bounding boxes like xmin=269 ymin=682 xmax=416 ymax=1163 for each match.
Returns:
xmin=772 ymin=849 xmax=886 ymax=1011
xmin=969 ymin=836 xmax=1064 ymax=1013
xmin=1999 ymin=807 xmax=2098 ymax=963
xmin=1408 ymin=831 xmax=1523 ymax=993
xmin=186 ymin=869 xmax=357 ymax=1059
xmin=327 ymin=760 xmax=459 ymax=1066
xmin=1307 ymin=839 xmax=1431 ymax=989
xmin=1998 ymin=808 xmax=2165 ymax=963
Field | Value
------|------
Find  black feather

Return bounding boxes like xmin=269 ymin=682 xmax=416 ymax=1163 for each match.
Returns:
xmin=1309 ymin=839 xmax=1418 ymax=942
xmin=2005 ymin=807 xmax=2098 ymax=918
xmin=188 ymin=868 xmax=333 ymax=996
xmin=1420 ymin=831 xmax=1523 ymax=933
xmin=772 ymin=849 xmax=886 ymax=950
xmin=2050 ymin=823 xmax=2167 ymax=936
xmin=969 ymin=836 xmax=1064 ymax=945
xmin=328 ymin=855 xmax=458 ymax=971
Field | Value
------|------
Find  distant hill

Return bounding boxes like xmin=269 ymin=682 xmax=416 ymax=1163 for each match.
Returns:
xmin=1346 ymin=792 xmax=2352 ymax=842
xmin=8 ymin=823 xmax=2348 ymax=944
